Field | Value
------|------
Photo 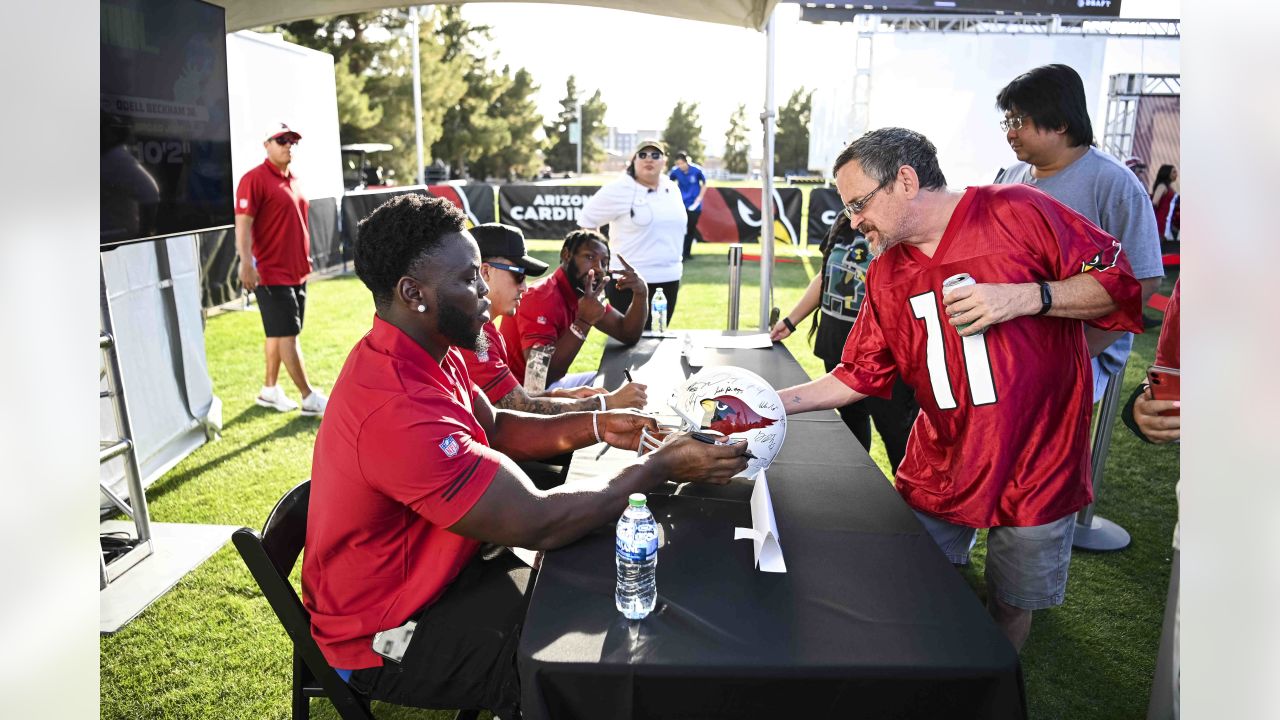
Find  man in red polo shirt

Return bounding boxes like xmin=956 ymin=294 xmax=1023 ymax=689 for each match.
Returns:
xmin=499 ymin=228 xmax=647 ymax=390
xmin=459 ymin=223 xmax=647 ymax=413
xmin=303 ymin=194 xmax=747 ymax=717
xmin=235 ymin=122 xmax=327 ymax=416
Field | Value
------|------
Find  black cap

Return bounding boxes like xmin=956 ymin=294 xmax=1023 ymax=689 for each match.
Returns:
xmin=470 ymin=223 xmax=549 ymax=277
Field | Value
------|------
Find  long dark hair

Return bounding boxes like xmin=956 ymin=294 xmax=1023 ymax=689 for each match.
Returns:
xmin=1152 ymin=164 xmax=1176 ymax=194
xmin=808 ymin=213 xmax=859 ymax=343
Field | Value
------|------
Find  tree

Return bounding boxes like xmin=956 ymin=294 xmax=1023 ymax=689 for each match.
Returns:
xmin=430 ymin=7 xmax=507 ymax=178
xmin=774 ymin=87 xmax=813 ymax=174
xmin=276 ymin=9 xmax=469 ymax=184
xmin=723 ymin=104 xmax=751 ymax=175
xmin=661 ymin=101 xmax=705 ymax=167
xmin=544 ymin=76 xmax=608 ymax=174
xmin=470 ymin=66 xmax=546 ymax=180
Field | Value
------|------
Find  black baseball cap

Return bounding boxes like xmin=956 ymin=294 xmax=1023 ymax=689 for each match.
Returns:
xmin=470 ymin=223 xmax=549 ymax=277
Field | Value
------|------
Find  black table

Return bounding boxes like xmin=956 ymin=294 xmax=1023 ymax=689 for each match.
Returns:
xmin=517 ymin=335 xmax=1026 ymax=719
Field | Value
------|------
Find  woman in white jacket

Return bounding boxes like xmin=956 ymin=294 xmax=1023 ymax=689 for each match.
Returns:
xmin=578 ymin=138 xmax=687 ymax=329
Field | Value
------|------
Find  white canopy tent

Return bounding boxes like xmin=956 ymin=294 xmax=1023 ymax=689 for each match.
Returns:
xmin=208 ymin=0 xmax=786 ymax=329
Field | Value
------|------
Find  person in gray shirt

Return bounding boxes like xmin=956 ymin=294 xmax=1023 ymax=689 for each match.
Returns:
xmin=996 ymin=64 xmax=1164 ymax=401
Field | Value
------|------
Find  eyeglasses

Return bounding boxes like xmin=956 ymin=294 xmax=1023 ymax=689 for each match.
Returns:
xmin=999 ymin=115 xmax=1028 ymax=132
xmin=841 ymin=179 xmax=891 ymax=220
xmin=485 ymin=261 xmax=526 ymax=281
xmin=635 ymin=150 xmax=664 ymax=160
xmin=273 ymin=136 xmax=298 ymax=146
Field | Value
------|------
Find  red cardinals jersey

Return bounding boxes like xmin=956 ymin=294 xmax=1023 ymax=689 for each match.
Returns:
xmin=833 ymin=185 xmax=1143 ymax=527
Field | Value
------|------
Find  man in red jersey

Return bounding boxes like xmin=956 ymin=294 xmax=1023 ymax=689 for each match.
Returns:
xmin=235 ymin=122 xmax=327 ymax=416
xmin=303 ymin=194 xmax=747 ymax=718
xmin=458 ymin=223 xmax=646 ymax=414
xmin=778 ymin=128 xmax=1143 ymax=651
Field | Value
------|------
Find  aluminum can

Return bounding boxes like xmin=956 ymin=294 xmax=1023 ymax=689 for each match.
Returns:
xmin=942 ymin=273 xmax=981 ymax=333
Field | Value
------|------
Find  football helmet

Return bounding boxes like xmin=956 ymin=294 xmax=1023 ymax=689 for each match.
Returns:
xmin=669 ymin=366 xmax=787 ymax=476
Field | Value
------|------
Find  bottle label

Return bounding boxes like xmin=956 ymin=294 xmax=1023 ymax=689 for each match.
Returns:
xmin=616 ymin=523 xmax=658 ymax=561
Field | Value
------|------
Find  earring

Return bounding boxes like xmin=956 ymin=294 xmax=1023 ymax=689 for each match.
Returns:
xmin=416 ymin=304 xmax=426 ymax=313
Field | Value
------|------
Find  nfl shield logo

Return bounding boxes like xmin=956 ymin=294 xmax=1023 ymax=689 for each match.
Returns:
xmin=477 ymin=350 xmax=489 ymax=362
xmin=439 ymin=436 xmax=460 ymax=458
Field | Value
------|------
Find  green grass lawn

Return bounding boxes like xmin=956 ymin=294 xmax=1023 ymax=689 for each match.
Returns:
xmin=99 ymin=239 xmax=1179 ymax=719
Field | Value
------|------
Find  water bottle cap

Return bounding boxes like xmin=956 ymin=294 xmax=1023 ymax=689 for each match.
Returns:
xmin=628 ymin=493 xmax=647 ymax=507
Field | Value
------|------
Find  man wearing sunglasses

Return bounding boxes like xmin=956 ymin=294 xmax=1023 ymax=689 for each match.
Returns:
xmin=234 ymin=122 xmax=327 ymax=417
xmin=458 ymin=223 xmax=647 ymax=414
xmin=995 ymin=64 xmax=1164 ymax=403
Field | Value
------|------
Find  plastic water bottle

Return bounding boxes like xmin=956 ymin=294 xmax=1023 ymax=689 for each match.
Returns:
xmin=651 ymin=288 xmax=668 ymax=335
xmin=616 ymin=493 xmax=658 ymax=619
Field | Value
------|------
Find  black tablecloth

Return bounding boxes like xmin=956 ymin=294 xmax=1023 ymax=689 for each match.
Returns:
xmin=517 ymin=335 xmax=1026 ymax=719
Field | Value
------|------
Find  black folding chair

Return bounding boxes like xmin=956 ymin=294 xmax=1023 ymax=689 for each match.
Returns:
xmin=232 ymin=480 xmax=480 ymax=720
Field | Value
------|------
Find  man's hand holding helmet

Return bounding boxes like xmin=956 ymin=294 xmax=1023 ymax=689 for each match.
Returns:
xmin=650 ymin=433 xmax=749 ymax=485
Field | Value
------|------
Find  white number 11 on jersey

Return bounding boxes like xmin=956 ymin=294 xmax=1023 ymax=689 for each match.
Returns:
xmin=909 ymin=292 xmax=997 ymax=409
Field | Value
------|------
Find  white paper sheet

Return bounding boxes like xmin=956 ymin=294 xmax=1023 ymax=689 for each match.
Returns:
xmin=733 ymin=470 xmax=787 ymax=572
xmin=699 ymin=333 xmax=774 ymax=349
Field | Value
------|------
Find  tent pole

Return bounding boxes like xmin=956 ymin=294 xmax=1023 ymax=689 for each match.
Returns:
xmin=759 ymin=9 xmax=777 ymax=331
xmin=410 ymin=6 xmax=425 ymax=186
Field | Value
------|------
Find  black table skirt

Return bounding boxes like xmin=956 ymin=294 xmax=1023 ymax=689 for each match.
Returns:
xmin=517 ymin=335 xmax=1026 ymax=720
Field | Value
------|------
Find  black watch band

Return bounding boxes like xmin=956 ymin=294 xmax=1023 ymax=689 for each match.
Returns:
xmin=782 ymin=316 xmax=796 ymax=332
xmin=1036 ymin=281 xmax=1053 ymax=316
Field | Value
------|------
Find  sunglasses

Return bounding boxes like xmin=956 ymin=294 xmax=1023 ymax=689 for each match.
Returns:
xmin=272 ymin=136 xmax=298 ymax=146
xmin=485 ymin=261 xmax=526 ymax=281
xmin=635 ymin=150 xmax=664 ymax=160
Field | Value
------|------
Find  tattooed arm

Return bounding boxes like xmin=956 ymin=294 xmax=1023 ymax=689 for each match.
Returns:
xmin=776 ymin=373 xmax=867 ymax=415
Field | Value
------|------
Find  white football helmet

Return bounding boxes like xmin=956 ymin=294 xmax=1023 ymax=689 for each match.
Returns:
xmin=669 ymin=366 xmax=787 ymax=476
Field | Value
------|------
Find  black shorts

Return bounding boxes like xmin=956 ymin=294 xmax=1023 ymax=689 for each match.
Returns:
xmin=254 ymin=283 xmax=306 ymax=337
xmin=348 ymin=548 xmax=533 ymax=717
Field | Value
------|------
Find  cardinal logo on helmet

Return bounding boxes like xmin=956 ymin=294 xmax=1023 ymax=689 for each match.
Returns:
xmin=699 ymin=396 xmax=777 ymax=435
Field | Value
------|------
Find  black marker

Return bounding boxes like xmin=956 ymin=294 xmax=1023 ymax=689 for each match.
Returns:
xmin=624 ymin=368 xmax=634 ymax=384
xmin=690 ymin=431 xmax=757 ymax=460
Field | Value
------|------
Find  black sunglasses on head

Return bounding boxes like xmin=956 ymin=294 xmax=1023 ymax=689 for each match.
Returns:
xmin=635 ymin=150 xmax=663 ymax=160
xmin=485 ymin=261 xmax=526 ymax=280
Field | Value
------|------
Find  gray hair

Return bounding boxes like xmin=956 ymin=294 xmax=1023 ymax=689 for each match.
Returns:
xmin=832 ymin=127 xmax=947 ymax=190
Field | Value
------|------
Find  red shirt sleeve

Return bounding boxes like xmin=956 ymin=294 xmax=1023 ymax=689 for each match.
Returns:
xmin=512 ymin=287 xmax=561 ymax=352
xmin=459 ymin=324 xmax=521 ymax=403
xmin=235 ymin=166 xmax=260 ymax=217
xmin=832 ymin=270 xmax=897 ymax=399
xmin=356 ymin=396 xmax=501 ymax=528
xmin=1015 ymin=188 xmax=1144 ymax=332
xmin=1155 ymin=280 xmax=1180 ymax=368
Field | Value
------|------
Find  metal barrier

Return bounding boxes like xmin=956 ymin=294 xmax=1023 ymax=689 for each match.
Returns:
xmin=1073 ymin=360 xmax=1132 ymax=551
xmin=727 ymin=244 xmax=743 ymax=330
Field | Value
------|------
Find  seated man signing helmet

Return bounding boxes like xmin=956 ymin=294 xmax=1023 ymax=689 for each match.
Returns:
xmin=301 ymin=194 xmax=748 ymax=719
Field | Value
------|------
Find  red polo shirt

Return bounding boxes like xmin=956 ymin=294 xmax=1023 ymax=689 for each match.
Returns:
xmin=235 ymin=159 xmax=312 ymax=286
xmin=498 ymin=267 xmax=580 ymax=383
xmin=302 ymin=315 xmax=502 ymax=669
xmin=458 ymin=321 xmax=521 ymax=403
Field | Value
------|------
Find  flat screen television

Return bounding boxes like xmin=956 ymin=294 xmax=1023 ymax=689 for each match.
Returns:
xmin=101 ymin=0 xmax=233 ymax=249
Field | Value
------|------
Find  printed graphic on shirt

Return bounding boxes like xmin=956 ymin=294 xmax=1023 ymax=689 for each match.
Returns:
xmin=1082 ymin=239 xmax=1123 ymax=274
xmin=821 ymin=238 xmax=871 ymax=322
xmin=439 ymin=435 xmax=460 ymax=458
xmin=536 ymin=316 xmax=547 ymax=325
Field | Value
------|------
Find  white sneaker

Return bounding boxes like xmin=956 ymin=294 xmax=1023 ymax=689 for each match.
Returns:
xmin=300 ymin=389 xmax=328 ymax=417
xmin=256 ymin=385 xmax=298 ymax=412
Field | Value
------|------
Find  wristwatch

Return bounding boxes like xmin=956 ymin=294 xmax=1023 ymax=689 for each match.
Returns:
xmin=1036 ymin=281 xmax=1052 ymax=316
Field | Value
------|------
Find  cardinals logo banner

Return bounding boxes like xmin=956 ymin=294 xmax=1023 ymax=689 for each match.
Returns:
xmin=499 ymin=185 xmax=597 ymax=239
xmin=807 ymin=188 xmax=845 ymax=246
xmin=696 ymin=187 xmax=803 ymax=245
xmin=340 ymin=185 xmax=497 ymax=261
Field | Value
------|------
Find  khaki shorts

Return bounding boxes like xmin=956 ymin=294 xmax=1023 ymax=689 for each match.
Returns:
xmin=913 ymin=510 xmax=1076 ymax=611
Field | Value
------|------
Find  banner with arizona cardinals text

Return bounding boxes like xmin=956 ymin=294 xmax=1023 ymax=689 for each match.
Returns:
xmin=696 ymin=187 xmax=803 ymax=245
xmin=807 ymin=188 xmax=844 ymax=246
xmin=340 ymin=184 xmax=496 ymax=261
xmin=498 ymin=185 xmax=597 ymax=240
